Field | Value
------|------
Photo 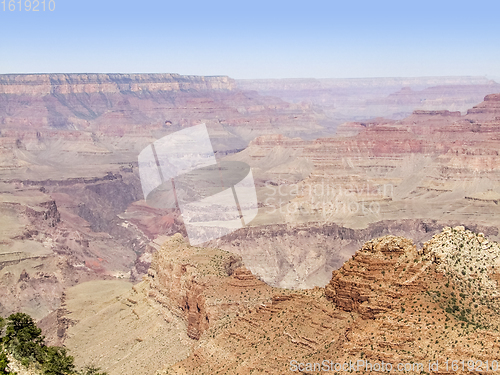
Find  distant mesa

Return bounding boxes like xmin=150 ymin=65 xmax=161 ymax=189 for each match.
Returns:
xmin=485 ymin=93 xmax=500 ymax=101
xmin=0 ymin=73 xmax=236 ymax=95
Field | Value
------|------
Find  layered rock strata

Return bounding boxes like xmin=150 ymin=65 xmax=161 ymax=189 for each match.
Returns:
xmin=165 ymin=228 xmax=500 ymax=374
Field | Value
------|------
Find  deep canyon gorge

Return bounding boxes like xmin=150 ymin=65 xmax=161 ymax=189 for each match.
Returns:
xmin=1 ymin=73 xmax=500 ymax=374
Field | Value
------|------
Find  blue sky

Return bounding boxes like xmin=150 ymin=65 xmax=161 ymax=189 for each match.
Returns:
xmin=1 ymin=0 xmax=499 ymax=79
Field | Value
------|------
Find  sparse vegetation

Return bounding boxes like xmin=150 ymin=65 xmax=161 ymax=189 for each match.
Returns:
xmin=162 ymin=228 xmax=500 ymax=374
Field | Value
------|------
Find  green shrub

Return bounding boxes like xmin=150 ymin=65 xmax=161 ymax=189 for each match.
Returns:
xmin=0 ymin=352 xmax=11 ymax=375
xmin=3 ymin=313 xmax=45 ymax=363
xmin=42 ymin=347 xmax=75 ymax=375
xmin=0 ymin=313 xmax=106 ymax=375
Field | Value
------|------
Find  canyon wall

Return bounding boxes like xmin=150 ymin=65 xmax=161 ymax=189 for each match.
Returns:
xmin=0 ymin=72 xmax=328 ymax=319
xmin=0 ymin=73 xmax=323 ymax=147
xmin=209 ymin=93 xmax=500 ymax=288
xmin=0 ymin=73 xmax=235 ymax=95
xmin=229 ymin=93 xmax=500 ymax=234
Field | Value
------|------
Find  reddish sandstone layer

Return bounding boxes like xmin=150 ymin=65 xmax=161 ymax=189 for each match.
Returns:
xmin=145 ymin=234 xmax=280 ymax=340
xmin=166 ymin=229 xmax=500 ymax=375
xmin=325 ymin=236 xmax=424 ymax=319
xmin=0 ymin=73 xmax=235 ymax=95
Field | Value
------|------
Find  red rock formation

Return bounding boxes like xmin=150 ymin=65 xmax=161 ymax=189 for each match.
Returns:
xmin=0 ymin=73 xmax=235 ymax=95
xmin=466 ymin=93 xmax=500 ymax=122
xmin=325 ymin=235 xmax=424 ymax=319
xmin=145 ymin=234 xmax=277 ymax=339
xmin=164 ymin=229 xmax=500 ymax=375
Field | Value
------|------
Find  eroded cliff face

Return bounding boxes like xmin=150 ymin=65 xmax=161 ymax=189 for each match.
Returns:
xmin=0 ymin=73 xmax=323 ymax=147
xmin=0 ymin=167 xmax=158 ymax=320
xmin=466 ymin=93 xmax=500 ymax=121
xmin=325 ymin=235 xmax=423 ymax=319
xmin=60 ymin=235 xmax=296 ymax=375
xmin=210 ymin=93 xmax=500 ymax=289
xmin=54 ymin=228 xmax=500 ymax=375
xmin=0 ymin=73 xmax=235 ymax=95
xmin=165 ymin=228 xmax=500 ymax=375
xmin=145 ymin=234 xmax=282 ymax=340
xmin=207 ymin=218 xmax=497 ymax=290
xmin=0 ymin=190 xmax=100 ymax=320
xmin=214 ymin=113 xmax=495 ymax=287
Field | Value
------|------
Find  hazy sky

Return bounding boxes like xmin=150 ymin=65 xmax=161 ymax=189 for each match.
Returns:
xmin=1 ymin=0 xmax=499 ymax=79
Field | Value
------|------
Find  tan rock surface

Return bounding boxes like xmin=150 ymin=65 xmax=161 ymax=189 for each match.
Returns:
xmin=62 ymin=235 xmax=289 ymax=375
xmin=54 ymin=229 xmax=500 ymax=374
xmin=165 ymin=229 xmax=500 ymax=374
